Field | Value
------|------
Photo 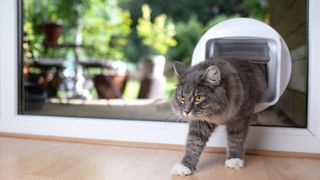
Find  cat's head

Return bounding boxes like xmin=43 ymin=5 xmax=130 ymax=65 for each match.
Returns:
xmin=171 ymin=61 xmax=228 ymax=123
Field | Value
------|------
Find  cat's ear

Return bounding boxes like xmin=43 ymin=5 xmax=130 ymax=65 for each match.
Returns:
xmin=202 ymin=65 xmax=221 ymax=86
xmin=173 ymin=61 xmax=188 ymax=78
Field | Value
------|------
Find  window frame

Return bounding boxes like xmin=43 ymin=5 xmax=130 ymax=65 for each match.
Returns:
xmin=0 ymin=0 xmax=319 ymax=153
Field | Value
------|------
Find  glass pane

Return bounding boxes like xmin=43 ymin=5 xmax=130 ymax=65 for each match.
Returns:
xmin=254 ymin=0 xmax=308 ymax=127
xmin=20 ymin=0 xmax=308 ymax=127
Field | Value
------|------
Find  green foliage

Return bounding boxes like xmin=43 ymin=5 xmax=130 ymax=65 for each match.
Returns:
xmin=136 ymin=4 xmax=177 ymax=55
xmin=119 ymin=0 xmax=242 ymax=25
xmin=23 ymin=0 xmax=132 ymax=60
xmin=23 ymin=0 xmax=270 ymax=63
xmin=167 ymin=14 xmax=238 ymax=64
xmin=168 ymin=16 xmax=204 ymax=64
xmin=23 ymin=0 xmax=90 ymax=58
xmin=24 ymin=0 xmax=89 ymax=25
xmin=82 ymin=0 xmax=132 ymax=60
xmin=23 ymin=21 xmax=43 ymax=59
xmin=241 ymin=0 xmax=269 ymax=20
xmin=165 ymin=76 xmax=177 ymax=99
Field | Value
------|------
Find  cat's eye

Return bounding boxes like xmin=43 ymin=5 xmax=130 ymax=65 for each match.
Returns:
xmin=194 ymin=95 xmax=205 ymax=102
xmin=178 ymin=95 xmax=185 ymax=102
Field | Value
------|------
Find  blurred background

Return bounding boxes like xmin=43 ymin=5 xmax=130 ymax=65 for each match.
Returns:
xmin=21 ymin=0 xmax=307 ymax=127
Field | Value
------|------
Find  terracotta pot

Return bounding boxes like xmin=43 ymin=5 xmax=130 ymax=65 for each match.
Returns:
xmin=93 ymin=74 xmax=127 ymax=99
xmin=42 ymin=22 xmax=63 ymax=46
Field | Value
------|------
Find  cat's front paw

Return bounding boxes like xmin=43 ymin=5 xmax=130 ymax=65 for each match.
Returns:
xmin=171 ymin=163 xmax=192 ymax=176
xmin=225 ymin=158 xmax=244 ymax=170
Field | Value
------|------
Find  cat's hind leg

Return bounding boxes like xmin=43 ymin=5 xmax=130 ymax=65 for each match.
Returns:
xmin=225 ymin=119 xmax=250 ymax=170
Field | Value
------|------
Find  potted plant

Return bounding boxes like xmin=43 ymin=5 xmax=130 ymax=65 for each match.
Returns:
xmin=24 ymin=0 xmax=89 ymax=47
xmin=42 ymin=22 xmax=63 ymax=46
xmin=136 ymin=4 xmax=177 ymax=99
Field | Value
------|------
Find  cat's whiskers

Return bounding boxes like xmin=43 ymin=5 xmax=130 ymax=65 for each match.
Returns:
xmin=151 ymin=108 xmax=184 ymax=122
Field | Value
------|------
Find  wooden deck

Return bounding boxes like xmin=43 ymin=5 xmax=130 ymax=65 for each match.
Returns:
xmin=24 ymin=99 xmax=297 ymax=127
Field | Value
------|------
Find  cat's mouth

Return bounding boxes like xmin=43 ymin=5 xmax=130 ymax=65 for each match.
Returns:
xmin=182 ymin=112 xmax=202 ymax=121
xmin=181 ymin=111 xmax=217 ymax=123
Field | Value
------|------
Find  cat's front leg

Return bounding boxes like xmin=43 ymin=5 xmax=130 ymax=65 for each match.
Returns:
xmin=171 ymin=121 xmax=216 ymax=176
xmin=225 ymin=119 xmax=250 ymax=170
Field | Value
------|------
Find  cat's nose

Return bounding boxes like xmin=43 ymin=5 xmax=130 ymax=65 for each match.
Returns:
xmin=183 ymin=103 xmax=192 ymax=116
xmin=183 ymin=110 xmax=190 ymax=116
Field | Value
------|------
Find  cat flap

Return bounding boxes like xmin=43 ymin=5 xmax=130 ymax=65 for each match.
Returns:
xmin=192 ymin=18 xmax=292 ymax=112
xmin=205 ymin=37 xmax=276 ymax=105
xmin=205 ymin=38 xmax=270 ymax=64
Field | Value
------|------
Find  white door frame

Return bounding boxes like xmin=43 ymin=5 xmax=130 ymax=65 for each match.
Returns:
xmin=0 ymin=0 xmax=319 ymax=153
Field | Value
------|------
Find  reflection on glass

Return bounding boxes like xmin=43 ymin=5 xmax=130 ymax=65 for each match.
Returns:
xmin=21 ymin=0 xmax=307 ymax=127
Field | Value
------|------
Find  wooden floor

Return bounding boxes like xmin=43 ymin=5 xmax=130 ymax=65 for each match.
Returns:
xmin=0 ymin=137 xmax=319 ymax=180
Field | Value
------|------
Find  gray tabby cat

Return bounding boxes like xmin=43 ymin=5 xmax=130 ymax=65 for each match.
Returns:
xmin=171 ymin=58 xmax=268 ymax=176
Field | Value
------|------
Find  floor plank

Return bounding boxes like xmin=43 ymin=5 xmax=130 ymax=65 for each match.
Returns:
xmin=0 ymin=137 xmax=319 ymax=180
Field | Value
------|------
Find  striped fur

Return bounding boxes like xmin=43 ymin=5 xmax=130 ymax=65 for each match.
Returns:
xmin=171 ymin=58 xmax=268 ymax=174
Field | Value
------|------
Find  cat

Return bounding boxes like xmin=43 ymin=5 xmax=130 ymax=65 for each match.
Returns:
xmin=171 ymin=57 xmax=268 ymax=176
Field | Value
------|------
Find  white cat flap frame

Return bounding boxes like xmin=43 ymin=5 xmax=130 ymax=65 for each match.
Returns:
xmin=191 ymin=18 xmax=291 ymax=113
xmin=0 ymin=0 xmax=319 ymax=154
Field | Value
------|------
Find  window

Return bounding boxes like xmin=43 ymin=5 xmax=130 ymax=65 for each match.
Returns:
xmin=19 ymin=0 xmax=307 ymax=128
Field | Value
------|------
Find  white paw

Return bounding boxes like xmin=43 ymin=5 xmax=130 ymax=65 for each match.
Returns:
xmin=171 ymin=163 xmax=192 ymax=176
xmin=225 ymin=158 xmax=244 ymax=170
